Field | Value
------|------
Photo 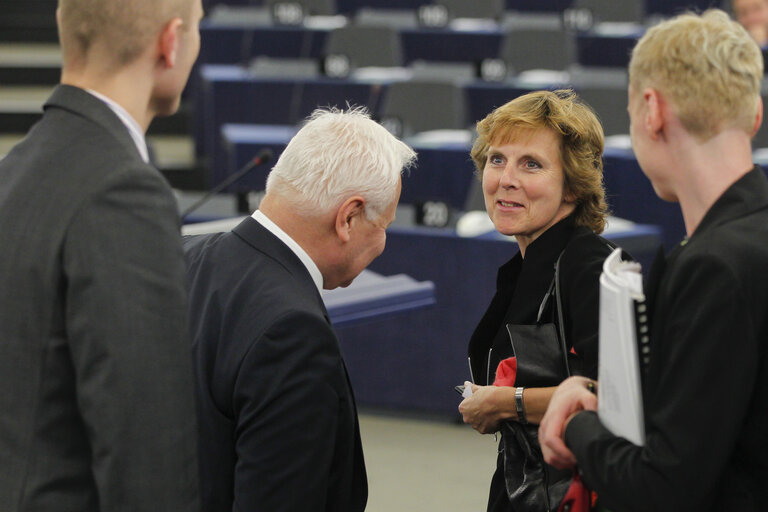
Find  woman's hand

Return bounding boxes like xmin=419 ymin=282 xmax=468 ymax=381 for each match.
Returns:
xmin=539 ymin=376 xmax=598 ymax=469
xmin=458 ymin=383 xmax=516 ymax=434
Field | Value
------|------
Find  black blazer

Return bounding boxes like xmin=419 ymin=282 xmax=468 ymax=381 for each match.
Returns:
xmin=468 ymin=215 xmax=614 ymax=386
xmin=0 ymin=85 xmax=199 ymax=511
xmin=466 ymin=215 xmax=614 ymax=512
xmin=566 ymin=167 xmax=768 ymax=511
xmin=185 ymin=216 xmax=367 ymax=512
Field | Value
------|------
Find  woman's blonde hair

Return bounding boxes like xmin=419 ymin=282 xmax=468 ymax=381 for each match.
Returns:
xmin=470 ymin=89 xmax=608 ymax=233
xmin=629 ymin=9 xmax=763 ymax=140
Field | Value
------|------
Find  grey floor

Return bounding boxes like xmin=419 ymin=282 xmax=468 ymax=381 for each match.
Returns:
xmin=359 ymin=412 xmax=497 ymax=512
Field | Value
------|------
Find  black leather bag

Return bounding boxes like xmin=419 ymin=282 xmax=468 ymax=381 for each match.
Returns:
xmin=500 ymin=254 xmax=572 ymax=511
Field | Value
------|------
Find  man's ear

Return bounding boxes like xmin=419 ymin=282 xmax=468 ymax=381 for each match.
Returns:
xmin=158 ymin=17 xmax=184 ymax=68
xmin=334 ymin=196 xmax=365 ymax=243
xmin=752 ymin=96 xmax=763 ymax=137
xmin=644 ymin=88 xmax=665 ymax=141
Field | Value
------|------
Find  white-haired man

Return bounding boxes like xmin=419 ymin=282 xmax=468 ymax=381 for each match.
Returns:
xmin=539 ymin=9 xmax=768 ymax=511
xmin=184 ymin=107 xmax=416 ymax=512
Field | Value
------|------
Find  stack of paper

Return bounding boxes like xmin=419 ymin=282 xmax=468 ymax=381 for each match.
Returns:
xmin=598 ymin=248 xmax=646 ymax=446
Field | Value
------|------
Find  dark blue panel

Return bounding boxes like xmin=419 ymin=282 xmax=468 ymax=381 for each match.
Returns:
xmin=220 ymin=124 xmax=295 ymax=191
xmin=200 ymin=23 xmax=328 ymax=64
xmin=465 ymin=82 xmax=550 ymax=125
xmin=576 ymin=32 xmax=639 ymax=68
xmin=197 ymin=66 xmax=384 ymax=185
xmin=400 ymin=28 xmax=502 ymax=64
xmin=336 ymin=0 xmax=430 ymax=14
xmin=644 ymin=0 xmax=721 ymax=16
xmin=402 ymin=145 xmax=475 ymax=209
xmin=603 ymin=147 xmax=686 ymax=250
xmin=335 ymin=222 xmax=660 ymax=417
xmin=506 ymin=0 xmax=574 ymax=11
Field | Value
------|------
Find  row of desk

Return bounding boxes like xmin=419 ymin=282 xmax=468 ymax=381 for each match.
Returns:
xmin=184 ymin=215 xmax=662 ymax=419
xmin=334 ymin=223 xmax=662 ymax=417
xmin=193 ymin=64 xmax=629 ymax=177
xmin=206 ymin=0 xmax=576 ymax=11
xmin=217 ymin=122 xmax=688 ymax=250
xmin=199 ymin=21 xmax=640 ymax=68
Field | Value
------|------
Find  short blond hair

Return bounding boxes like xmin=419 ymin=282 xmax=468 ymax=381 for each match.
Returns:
xmin=470 ymin=89 xmax=608 ymax=234
xmin=58 ymin=0 xmax=195 ymax=67
xmin=629 ymin=9 xmax=763 ymax=140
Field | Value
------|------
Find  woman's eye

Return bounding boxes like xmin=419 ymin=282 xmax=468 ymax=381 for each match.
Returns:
xmin=489 ymin=154 xmax=504 ymax=165
xmin=524 ymin=159 xmax=541 ymax=169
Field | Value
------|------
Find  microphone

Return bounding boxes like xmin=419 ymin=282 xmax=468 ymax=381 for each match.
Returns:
xmin=181 ymin=149 xmax=273 ymax=221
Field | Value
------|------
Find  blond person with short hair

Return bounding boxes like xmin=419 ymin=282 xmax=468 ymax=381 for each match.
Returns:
xmin=458 ymin=89 xmax=616 ymax=511
xmin=540 ymin=9 xmax=768 ymax=511
xmin=0 ymin=0 xmax=204 ymax=510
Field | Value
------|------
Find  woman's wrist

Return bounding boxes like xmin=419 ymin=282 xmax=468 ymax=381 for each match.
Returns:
xmin=489 ymin=386 xmax=519 ymax=422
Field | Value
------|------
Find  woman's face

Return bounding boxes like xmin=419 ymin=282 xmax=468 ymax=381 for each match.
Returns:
xmin=482 ymin=127 xmax=575 ymax=255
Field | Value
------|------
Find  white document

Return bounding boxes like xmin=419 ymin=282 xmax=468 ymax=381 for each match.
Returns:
xmin=598 ymin=248 xmax=646 ymax=446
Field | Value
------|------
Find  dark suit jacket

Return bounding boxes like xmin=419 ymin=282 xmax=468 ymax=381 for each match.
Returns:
xmin=184 ymin=216 xmax=367 ymax=512
xmin=0 ymin=85 xmax=200 ymax=511
xmin=468 ymin=215 xmax=614 ymax=386
xmin=566 ymin=167 xmax=768 ymax=511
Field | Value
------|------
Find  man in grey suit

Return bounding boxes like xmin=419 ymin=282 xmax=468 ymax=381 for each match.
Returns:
xmin=184 ymin=107 xmax=416 ymax=511
xmin=0 ymin=0 xmax=203 ymax=510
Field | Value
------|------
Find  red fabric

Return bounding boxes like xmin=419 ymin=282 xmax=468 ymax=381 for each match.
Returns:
xmin=493 ymin=357 xmax=518 ymax=387
xmin=557 ymin=472 xmax=594 ymax=512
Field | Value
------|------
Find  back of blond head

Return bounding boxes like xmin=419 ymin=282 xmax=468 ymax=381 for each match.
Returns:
xmin=58 ymin=0 xmax=194 ymax=67
xmin=629 ymin=9 xmax=763 ymax=140
xmin=265 ymin=107 xmax=416 ymax=220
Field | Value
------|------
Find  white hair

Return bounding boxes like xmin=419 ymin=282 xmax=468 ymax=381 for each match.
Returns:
xmin=265 ymin=106 xmax=417 ymax=220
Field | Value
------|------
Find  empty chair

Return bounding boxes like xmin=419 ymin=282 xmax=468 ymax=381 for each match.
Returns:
xmin=499 ymin=26 xmax=575 ymax=74
xmin=502 ymin=11 xmax=564 ymax=31
xmin=207 ymin=4 xmax=273 ymax=26
xmin=576 ymin=84 xmax=629 ymax=136
xmin=645 ymin=0 xmax=717 ymax=17
xmin=248 ymin=56 xmax=320 ymax=78
xmin=263 ymin=0 xmax=336 ymax=17
xmin=379 ymin=80 xmax=467 ymax=138
xmin=354 ymin=7 xmax=419 ymax=28
xmin=568 ymin=0 xmax=644 ymax=26
xmin=323 ymin=25 xmax=403 ymax=75
xmin=409 ymin=60 xmax=477 ymax=83
xmin=435 ymin=0 xmax=505 ymax=20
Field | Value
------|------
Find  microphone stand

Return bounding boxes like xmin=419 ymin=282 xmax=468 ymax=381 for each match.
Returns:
xmin=181 ymin=149 xmax=273 ymax=221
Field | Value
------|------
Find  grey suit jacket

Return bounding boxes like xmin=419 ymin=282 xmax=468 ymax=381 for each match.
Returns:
xmin=0 ymin=85 xmax=200 ymax=511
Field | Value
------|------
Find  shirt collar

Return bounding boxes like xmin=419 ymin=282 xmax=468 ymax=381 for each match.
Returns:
xmin=85 ymin=89 xmax=150 ymax=163
xmin=251 ymin=210 xmax=324 ymax=292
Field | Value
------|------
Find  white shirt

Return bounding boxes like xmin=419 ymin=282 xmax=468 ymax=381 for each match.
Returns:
xmin=85 ymin=89 xmax=150 ymax=163
xmin=251 ymin=210 xmax=324 ymax=292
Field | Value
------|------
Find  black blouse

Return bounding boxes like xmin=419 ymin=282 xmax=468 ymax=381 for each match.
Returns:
xmin=466 ymin=214 xmax=615 ymax=512
xmin=468 ymin=214 xmax=614 ymax=386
